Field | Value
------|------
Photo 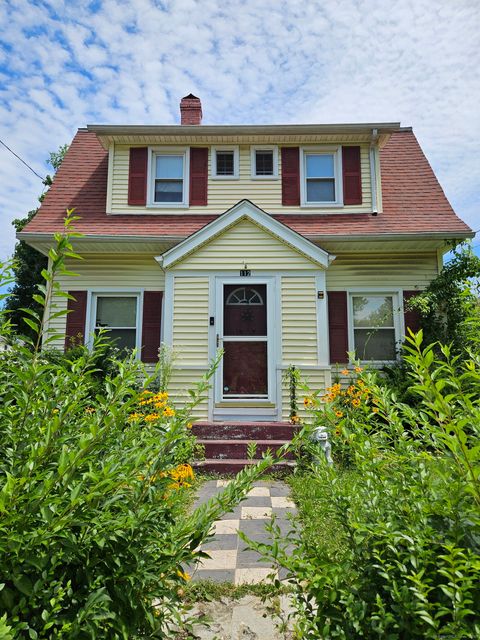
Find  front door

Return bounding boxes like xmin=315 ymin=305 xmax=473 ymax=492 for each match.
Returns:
xmin=214 ymin=278 xmax=276 ymax=416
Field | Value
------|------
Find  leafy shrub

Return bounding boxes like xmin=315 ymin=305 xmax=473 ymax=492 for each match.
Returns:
xmin=247 ymin=332 xmax=480 ymax=639
xmin=0 ymin=215 xmax=277 ymax=638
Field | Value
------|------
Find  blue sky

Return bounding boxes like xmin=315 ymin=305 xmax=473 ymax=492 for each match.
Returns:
xmin=0 ymin=0 xmax=478 ymax=271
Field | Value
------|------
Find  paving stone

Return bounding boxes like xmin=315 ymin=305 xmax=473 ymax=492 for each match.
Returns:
xmin=192 ymin=568 xmax=236 ymax=583
xmin=236 ymin=549 xmax=272 ymax=567
xmin=271 ymin=496 xmax=296 ymax=508
xmin=198 ymin=549 xmax=237 ymax=570
xmin=238 ymin=519 xmax=272 ymax=536
xmin=220 ymin=506 xmax=242 ymax=519
xmin=241 ymin=506 xmax=273 ymax=520
xmin=235 ymin=567 xmax=276 ymax=585
xmin=202 ymin=534 xmax=238 ymax=551
xmin=247 ymin=486 xmax=270 ymax=497
xmin=241 ymin=496 xmax=273 ymax=508
xmin=212 ymin=519 xmax=240 ymax=535
xmin=269 ymin=482 xmax=291 ymax=497
xmin=272 ymin=507 xmax=297 ymax=520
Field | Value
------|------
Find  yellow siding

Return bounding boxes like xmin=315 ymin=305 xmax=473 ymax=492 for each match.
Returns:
xmin=281 ymin=368 xmax=328 ymax=421
xmin=174 ymin=218 xmax=320 ymax=270
xmin=111 ymin=143 xmax=372 ymax=214
xmin=168 ymin=368 xmax=209 ymax=419
xmin=281 ymin=276 xmax=318 ymax=366
xmin=172 ymin=276 xmax=209 ymax=365
xmin=45 ymin=254 xmax=165 ymax=349
xmin=327 ymin=253 xmax=438 ymax=289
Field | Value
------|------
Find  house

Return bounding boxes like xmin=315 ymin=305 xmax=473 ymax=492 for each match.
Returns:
xmin=19 ymin=94 xmax=473 ymax=426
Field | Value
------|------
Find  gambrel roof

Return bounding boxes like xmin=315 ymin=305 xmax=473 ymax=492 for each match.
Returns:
xmin=20 ymin=127 xmax=473 ymax=244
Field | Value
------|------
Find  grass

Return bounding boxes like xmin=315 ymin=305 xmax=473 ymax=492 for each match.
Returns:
xmin=183 ymin=579 xmax=292 ymax=603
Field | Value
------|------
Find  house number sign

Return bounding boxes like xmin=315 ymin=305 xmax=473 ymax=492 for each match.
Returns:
xmin=240 ymin=269 xmax=251 ymax=276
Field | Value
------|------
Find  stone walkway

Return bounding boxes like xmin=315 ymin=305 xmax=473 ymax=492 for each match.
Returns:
xmin=189 ymin=479 xmax=297 ymax=584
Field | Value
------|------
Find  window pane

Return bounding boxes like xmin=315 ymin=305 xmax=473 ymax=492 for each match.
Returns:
xmin=306 ymin=178 xmax=335 ymax=202
xmin=154 ymin=179 xmax=183 ymax=202
xmin=255 ymin=150 xmax=273 ymax=175
xmin=96 ymin=297 xmax=136 ymax=327
xmin=306 ymin=154 xmax=334 ymax=177
xmin=353 ymin=296 xmax=394 ymax=327
xmin=156 ymin=155 xmax=183 ymax=179
xmin=354 ymin=328 xmax=396 ymax=360
xmin=104 ymin=329 xmax=137 ymax=352
xmin=216 ymin=151 xmax=234 ymax=175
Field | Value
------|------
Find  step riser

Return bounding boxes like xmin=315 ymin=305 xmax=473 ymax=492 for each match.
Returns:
xmin=192 ymin=423 xmax=299 ymax=441
xmin=193 ymin=460 xmax=295 ymax=474
xmin=201 ymin=441 xmax=294 ymax=460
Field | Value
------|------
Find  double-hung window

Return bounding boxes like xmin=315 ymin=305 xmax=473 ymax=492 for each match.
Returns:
xmin=350 ymin=293 xmax=399 ymax=361
xmin=92 ymin=294 xmax=140 ymax=354
xmin=212 ymin=146 xmax=239 ymax=179
xmin=300 ymin=146 xmax=342 ymax=206
xmin=149 ymin=148 xmax=189 ymax=206
xmin=251 ymin=146 xmax=278 ymax=179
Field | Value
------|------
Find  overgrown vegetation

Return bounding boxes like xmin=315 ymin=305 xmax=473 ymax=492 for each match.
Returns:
xmin=0 ymin=214 xmax=280 ymax=638
xmin=248 ymin=323 xmax=480 ymax=638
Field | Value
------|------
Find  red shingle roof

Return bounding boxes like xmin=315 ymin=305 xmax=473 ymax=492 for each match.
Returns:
xmin=23 ymin=128 xmax=472 ymax=239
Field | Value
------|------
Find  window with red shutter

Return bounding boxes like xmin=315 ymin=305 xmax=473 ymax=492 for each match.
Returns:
xmin=342 ymin=146 xmax=362 ymax=205
xmin=65 ymin=291 xmax=87 ymax=351
xmin=141 ymin=291 xmax=163 ymax=363
xmin=281 ymin=147 xmax=300 ymax=206
xmin=190 ymin=147 xmax=208 ymax=205
xmin=128 ymin=147 xmax=148 ymax=206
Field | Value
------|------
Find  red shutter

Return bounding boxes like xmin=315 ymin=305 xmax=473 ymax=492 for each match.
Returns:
xmin=65 ymin=291 xmax=87 ymax=351
xmin=342 ymin=146 xmax=362 ymax=205
xmin=189 ymin=147 xmax=208 ymax=206
xmin=128 ymin=147 xmax=148 ymax=205
xmin=328 ymin=291 xmax=349 ymax=364
xmin=141 ymin=291 xmax=163 ymax=363
xmin=403 ymin=290 xmax=421 ymax=335
xmin=281 ymin=147 xmax=300 ymax=206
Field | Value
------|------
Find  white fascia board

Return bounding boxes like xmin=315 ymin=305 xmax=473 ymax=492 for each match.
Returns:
xmin=304 ymin=231 xmax=475 ymax=242
xmin=157 ymin=199 xmax=332 ymax=269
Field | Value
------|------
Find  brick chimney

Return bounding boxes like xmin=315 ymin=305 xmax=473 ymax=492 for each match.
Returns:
xmin=180 ymin=94 xmax=202 ymax=125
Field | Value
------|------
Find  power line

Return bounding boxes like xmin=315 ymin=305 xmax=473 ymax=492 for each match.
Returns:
xmin=0 ymin=138 xmax=45 ymax=181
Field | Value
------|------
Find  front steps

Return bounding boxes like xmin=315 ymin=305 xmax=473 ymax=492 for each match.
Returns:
xmin=192 ymin=421 xmax=298 ymax=473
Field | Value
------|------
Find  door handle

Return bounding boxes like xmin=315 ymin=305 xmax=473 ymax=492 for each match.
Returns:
xmin=216 ymin=334 xmax=220 ymax=348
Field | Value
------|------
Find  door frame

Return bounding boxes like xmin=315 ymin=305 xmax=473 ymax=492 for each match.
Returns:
xmin=213 ymin=276 xmax=277 ymax=416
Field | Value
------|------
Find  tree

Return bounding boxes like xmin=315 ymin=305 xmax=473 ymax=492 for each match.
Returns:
xmin=5 ymin=144 xmax=69 ymax=339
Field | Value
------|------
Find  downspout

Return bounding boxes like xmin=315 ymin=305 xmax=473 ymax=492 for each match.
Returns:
xmin=370 ymin=128 xmax=379 ymax=215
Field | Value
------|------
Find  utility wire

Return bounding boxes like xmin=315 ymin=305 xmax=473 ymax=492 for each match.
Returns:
xmin=0 ymin=138 xmax=45 ymax=181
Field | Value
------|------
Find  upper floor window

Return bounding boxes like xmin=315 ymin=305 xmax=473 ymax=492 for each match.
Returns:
xmin=251 ymin=146 xmax=278 ymax=179
xmin=212 ymin=146 xmax=239 ymax=179
xmin=148 ymin=147 xmax=189 ymax=207
xmin=300 ymin=146 xmax=343 ymax=207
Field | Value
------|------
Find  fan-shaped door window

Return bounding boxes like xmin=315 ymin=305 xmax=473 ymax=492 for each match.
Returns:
xmin=222 ymin=284 xmax=268 ymax=397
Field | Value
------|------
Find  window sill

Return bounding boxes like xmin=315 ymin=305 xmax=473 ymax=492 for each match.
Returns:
xmin=300 ymin=201 xmax=343 ymax=208
xmin=211 ymin=175 xmax=240 ymax=180
xmin=146 ymin=203 xmax=189 ymax=209
xmin=250 ymin=175 xmax=279 ymax=180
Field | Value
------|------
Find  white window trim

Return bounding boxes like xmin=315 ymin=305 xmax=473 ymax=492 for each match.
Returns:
xmin=146 ymin=146 xmax=189 ymax=208
xmin=250 ymin=145 xmax=278 ymax=179
xmin=300 ymin=145 xmax=343 ymax=208
xmin=347 ymin=290 xmax=403 ymax=364
xmin=86 ymin=290 xmax=143 ymax=359
xmin=211 ymin=145 xmax=239 ymax=179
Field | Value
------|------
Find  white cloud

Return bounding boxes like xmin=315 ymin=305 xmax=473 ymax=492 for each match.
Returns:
xmin=0 ymin=0 xmax=478 ymax=262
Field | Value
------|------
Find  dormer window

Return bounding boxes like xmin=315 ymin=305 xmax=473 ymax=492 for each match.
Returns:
xmin=148 ymin=147 xmax=189 ymax=207
xmin=212 ymin=146 xmax=239 ymax=179
xmin=300 ymin=146 xmax=343 ymax=207
xmin=251 ymin=146 xmax=278 ymax=179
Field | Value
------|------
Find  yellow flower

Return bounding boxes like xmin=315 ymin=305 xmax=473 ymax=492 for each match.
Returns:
xmin=144 ymin=413 xmax=160 ymax=422
xmin=84 ymin=407 xmax=95 ymax=414
xmin=372 ymin=407 xmax=379 ymax=413
xmin=303 ymin=396 xmax=314 ymax=407
xmin=354 ymin=366 xmax=363 ymax=373
xmin=334 ymin=427 xmax=342 ymax=436
xmin=128 ymin=412 xmax=141 ymax=421
xmin=341 ymin=369 xmax=349 ymax=375
xmin=177 ymin=569 xmax=191 ymax=582
xmin=154 ymin=401 xmax=166 ymax=409
xmin=163 ymin=406 xmax=175 ymax=418
xmin=154 ymin=392 xmax=169 ymax=402
xmin=52 ymin=408 xmax=59 ymax=414
xmin=352 ymin=398 xmax=361 ymax=407
xmin=186 ymin=422 xmax=193 ymax=430
xmin=290 ymin=415 xmax=300 ymax=424
xmin=334 ymin=410 xmax=344 ymax=418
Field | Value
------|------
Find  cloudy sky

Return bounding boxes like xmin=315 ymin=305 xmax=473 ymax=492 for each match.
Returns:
xmin=0 ymin=0 xmax=479 ymax=265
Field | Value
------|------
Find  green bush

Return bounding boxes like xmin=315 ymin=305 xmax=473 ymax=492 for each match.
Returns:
xmin=0 ymin=215 xmax=277 ymax=638
xmin=247 ymin=332 xmax=480 ymax=639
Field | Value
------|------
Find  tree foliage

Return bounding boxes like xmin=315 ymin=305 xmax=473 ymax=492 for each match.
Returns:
xmin=5 ymin=144 xmax=68 ymax=339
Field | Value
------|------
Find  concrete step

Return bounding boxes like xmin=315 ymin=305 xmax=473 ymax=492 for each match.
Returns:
xmin=192 ymin=421 xmax=299 ymax=441
xmin=193 ymin=458 xmax=296 ymax=474
xmin=198 ymin=438 xmax=294 ymax=460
